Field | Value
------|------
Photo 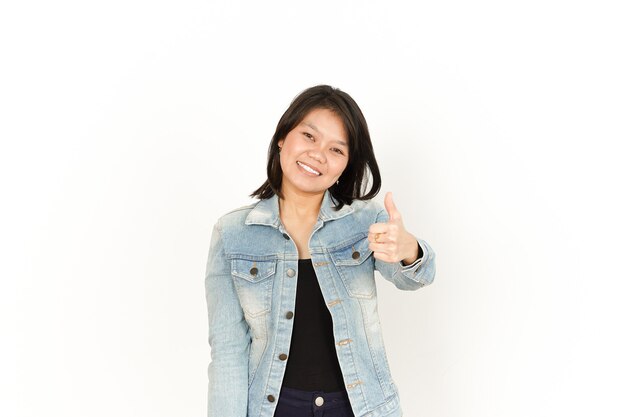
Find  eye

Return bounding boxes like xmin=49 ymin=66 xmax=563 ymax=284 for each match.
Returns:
xmin=303 ymin=132 xmax=314 ymax=140
xmin=332 ymin=148 xmax=345 ymax=155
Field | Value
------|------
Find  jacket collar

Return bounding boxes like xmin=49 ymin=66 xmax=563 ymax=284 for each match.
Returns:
xmin=245 ymin=189 xmax=354 ymax=228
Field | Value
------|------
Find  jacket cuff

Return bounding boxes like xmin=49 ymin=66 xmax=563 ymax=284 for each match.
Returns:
xmin=399 ymin=238 xmax=432 ymax=275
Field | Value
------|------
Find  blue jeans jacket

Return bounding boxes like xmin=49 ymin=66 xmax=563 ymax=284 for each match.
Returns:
xmin=205 ymin=189 xmax=436 ymax=417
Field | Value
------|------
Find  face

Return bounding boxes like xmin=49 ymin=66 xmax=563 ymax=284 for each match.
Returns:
xmin=277 ymin=107 xmax=350 ymax=196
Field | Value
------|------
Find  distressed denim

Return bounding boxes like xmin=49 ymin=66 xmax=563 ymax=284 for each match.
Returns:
xmin=205 ymin=189 xmax=436 ymax=417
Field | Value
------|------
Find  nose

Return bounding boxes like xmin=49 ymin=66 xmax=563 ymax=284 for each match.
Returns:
xmin=307 ymin=144 xmax=327 ymax=164
xmin=307 ymin=151 xmax=325 ymax=166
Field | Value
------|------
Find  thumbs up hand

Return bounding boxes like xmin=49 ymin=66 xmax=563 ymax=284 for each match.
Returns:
xmin=368 ymin=192 xmax=421 ymax=265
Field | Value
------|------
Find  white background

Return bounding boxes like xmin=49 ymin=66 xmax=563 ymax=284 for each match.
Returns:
xmin=2 ymin=1 xmax=625 ymax=416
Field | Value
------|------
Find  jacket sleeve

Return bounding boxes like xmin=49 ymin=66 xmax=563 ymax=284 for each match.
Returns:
xmin=372 ymin=205 xmax=436 ymax=291
xmin=205 ymin=221 xmax=250 ymax=417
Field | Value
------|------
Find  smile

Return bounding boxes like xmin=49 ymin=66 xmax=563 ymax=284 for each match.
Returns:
xmin=297 ymin=161 xmax=322 ymax=176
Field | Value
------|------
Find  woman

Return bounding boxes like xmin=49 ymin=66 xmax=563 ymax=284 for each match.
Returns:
xmin=205 ymin=85 xmax=436 ymax=417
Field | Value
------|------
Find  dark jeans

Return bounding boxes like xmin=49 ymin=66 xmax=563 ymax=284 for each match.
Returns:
xmin=274 ymin=385 xmax=356 ymax=417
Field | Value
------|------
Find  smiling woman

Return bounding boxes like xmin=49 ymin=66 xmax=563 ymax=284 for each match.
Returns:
xmin=204 ymin=84 xmax=436 ymax=417
xmin=277 ymin=107 xmax=349 ymax=194
xmin=250 ymin=84 xmax=382 ymax=210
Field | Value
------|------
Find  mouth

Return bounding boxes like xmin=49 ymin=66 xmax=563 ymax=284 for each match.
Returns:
xmin=296 ymin=161 xmax=322 ymax=176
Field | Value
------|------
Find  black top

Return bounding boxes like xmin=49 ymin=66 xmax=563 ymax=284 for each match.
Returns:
xmin=281 ymin=258 xmax=346 ymax=392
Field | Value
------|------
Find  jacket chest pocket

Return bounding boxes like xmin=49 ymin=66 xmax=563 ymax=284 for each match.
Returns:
xmin=230 ymin=258 xmax=276 ymax=317
xmin=329 ymin=234 xmax=376 ymax=299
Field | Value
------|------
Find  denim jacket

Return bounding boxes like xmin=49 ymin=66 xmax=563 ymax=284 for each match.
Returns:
xmin=205 ymin=189 xmax=436 ymax=417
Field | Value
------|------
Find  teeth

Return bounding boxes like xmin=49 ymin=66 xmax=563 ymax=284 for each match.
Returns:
xmin=297 ymin=161 xmax=321 ymax=175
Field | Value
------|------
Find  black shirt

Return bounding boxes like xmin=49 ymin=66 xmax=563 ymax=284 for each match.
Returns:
xmin=281 ymin=258 xmax=346 ymax=392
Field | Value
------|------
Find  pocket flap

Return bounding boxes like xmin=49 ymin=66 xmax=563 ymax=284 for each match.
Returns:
xmin=231 ymin=258 xmax=277 ymax=282
xmin=329 ymin=234 xmax=373 ymax=266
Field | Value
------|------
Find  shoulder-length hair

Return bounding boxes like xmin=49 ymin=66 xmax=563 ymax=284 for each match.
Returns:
xmin=249 ymin=84 xmax=382 ymax=211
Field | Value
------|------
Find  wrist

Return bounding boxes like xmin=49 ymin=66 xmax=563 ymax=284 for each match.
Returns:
xmin=401 ymin=238 xmax=421 ymax=266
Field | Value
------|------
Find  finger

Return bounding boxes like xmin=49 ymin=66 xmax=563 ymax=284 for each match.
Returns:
xmin=368 ymin=223 xmax=389 ymax=234
xmin=384 ymin=191 xmax=402 ymax=222
xmin=368 ymin=232 xmax=388 ymax=245
xmin=373 ymin=250 xmax=393 ymax=263
xmin=369 ymin=241 xmax=391 ymax=254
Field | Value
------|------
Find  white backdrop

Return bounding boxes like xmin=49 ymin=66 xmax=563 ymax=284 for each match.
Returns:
xmin=3 ymin=1 xmax=625 ymax=416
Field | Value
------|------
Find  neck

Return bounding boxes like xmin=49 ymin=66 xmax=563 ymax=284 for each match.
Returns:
xmin=278 ymin=186 xmax=324 ymax=222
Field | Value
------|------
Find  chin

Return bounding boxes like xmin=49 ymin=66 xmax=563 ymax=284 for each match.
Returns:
xmin=296 ymin=185 xmax=327 ymax=194
xmin=289 ymin=180 xmax=327 ymax=194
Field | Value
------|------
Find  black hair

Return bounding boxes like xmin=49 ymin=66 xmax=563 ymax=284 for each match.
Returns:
xmin=249 ymin=84 xmax=381 ymax=211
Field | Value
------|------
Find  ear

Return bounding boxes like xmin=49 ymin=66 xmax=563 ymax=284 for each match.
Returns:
xmin=277 ymin=138 xmax=284 ymax=148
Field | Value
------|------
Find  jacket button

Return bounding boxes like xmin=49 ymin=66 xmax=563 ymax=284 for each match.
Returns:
xmin=285 ymin=311 xmax=294 ymax=319
xmin=282 ymin=233 xmax=290 ymax=240
xmin=286 ymin=268 xmax=296 ymax=277
xmin=278 ymin=353 xmax=288 ymax=360
xmin=267 ymin=394 xmax=275 ymax=402
xmin=250 ymin=267 xmax=258 ymax=276
xmin=352 ymin=251 xmax=360 ymax=259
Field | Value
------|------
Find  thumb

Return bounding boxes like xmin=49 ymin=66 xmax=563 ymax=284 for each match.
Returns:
xmin=384 ymin=191 xmax=401 ymax=222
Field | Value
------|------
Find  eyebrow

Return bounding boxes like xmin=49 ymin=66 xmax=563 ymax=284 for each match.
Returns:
xmin=302 ymin=122 xmax=348 ymax=147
